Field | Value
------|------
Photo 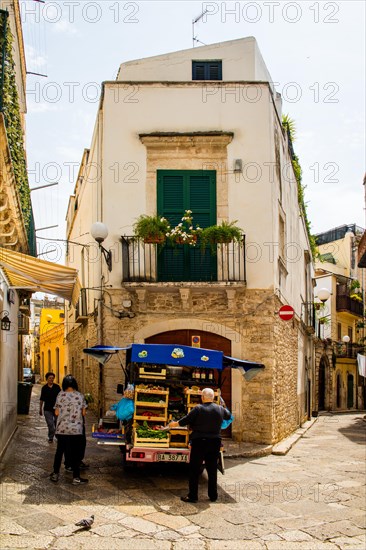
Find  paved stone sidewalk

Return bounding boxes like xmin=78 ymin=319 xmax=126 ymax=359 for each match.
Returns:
xmin=0 ymin=385 xmax=365 ymax=549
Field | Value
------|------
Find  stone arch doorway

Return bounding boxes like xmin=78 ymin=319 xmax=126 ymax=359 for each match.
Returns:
xmin=347 ymin=374 xmax=354 ymax=409
xmin=318 ymin=356 xmax=326 ymax=411
xmin=145 ymin=329 xmax=232 ymax=435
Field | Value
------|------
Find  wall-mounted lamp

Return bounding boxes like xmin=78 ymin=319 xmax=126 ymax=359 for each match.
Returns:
xmin=342 ymin=335 xmax=350 ymax=343
xmin=90 ymin=222 xmax=112 ymax=271
xmin=1 ymin=311 xmax=11 ymax=331
xmin=233 ymin=159 xmax=242 ymax=173
xmin=316 ymin=288 xmax=331 ymax=303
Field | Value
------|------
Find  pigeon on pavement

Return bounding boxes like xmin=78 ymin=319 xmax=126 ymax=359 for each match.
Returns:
xmin=75 ymin=514 xmax=94 ymax=529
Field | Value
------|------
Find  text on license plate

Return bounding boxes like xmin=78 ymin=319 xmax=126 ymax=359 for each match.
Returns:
xmin=156 ymin=453 xmax=188 ymax=462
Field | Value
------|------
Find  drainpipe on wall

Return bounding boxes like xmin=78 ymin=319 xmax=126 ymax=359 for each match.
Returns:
xmin=97 ymin=106 xmax=105 ymax=419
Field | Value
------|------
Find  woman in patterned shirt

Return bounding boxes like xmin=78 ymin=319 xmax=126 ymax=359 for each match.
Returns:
xmin=50 ymin=375 xmax=88 ymax=485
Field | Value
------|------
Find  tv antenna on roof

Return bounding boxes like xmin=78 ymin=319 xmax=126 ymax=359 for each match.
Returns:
xmin=192 ymin=9 xmax=208 ymax=47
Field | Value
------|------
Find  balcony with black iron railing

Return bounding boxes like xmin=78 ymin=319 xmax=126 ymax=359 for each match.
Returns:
xmin=18 ymin=313 xmax=29 ymax=335
xmin=333 ymin=342 xmax=365 ymax=359
xmin=301 ymin=302 xmax=316 ymax=332
xmin=336 ymin=288 xmax=363 ymax=317
xmin=121 ymin=235 xmax=246 ymax=284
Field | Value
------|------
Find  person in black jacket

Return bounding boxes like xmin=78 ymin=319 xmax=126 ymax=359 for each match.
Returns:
xmin=169 ymin=387 xmax=231 ymax=503
xmin=39 ymin=372 xmax=61 ymax=443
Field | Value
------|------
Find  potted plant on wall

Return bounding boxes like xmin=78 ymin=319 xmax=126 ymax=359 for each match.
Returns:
xmin=133 ymin=214 xmax=170 ymax=244
xmin=200 ymin=220 xmax=243 ymax=252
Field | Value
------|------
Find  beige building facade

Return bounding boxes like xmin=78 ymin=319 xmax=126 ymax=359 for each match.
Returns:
xmin=314 ymin=224 xmax=365 ymax=413
xmin=65 ymin=38 xmax=315 ymax=445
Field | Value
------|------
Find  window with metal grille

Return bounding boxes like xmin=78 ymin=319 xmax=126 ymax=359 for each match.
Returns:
xmin=192 ymin=60 xmax=222 ymax=80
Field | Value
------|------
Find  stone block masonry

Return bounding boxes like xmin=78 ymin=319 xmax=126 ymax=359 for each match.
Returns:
xmin=66 ymin=288 xmax=305 ymax=444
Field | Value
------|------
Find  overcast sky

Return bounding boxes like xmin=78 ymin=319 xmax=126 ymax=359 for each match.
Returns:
xmin=20 ymin=0 xmax=365 ymax=261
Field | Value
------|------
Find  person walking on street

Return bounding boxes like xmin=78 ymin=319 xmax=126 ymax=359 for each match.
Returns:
xmin=169 ymin=387 xmax=231 ymax=503
xmin=50 ymin=375 xmax=88 ymax=485
xmin=39 ymin=372 xmax=61 ymax=443
xmin=64 ymin=378 xmax=88 ymax=472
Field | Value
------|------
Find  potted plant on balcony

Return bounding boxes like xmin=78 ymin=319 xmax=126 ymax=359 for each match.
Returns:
xmin=133 ymin=214 xmax=170 ymax=244
xmin=318 ymin=316 xmax=330 ymax=325
xmin=166 ymin=210 xmax=202 ymax=246
xmin=350 ymin=279 xmax=363 ymax=302
xmin=200 ymin=220 xmax=243 ymax=252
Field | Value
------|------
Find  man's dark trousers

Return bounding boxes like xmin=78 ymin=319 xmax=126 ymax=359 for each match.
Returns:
xmin=188 ymin=438 xmax=221 ymax=501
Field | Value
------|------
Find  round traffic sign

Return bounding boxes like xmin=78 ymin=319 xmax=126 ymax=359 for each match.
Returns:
xmin=279 ymin=305 xmax=295 ymax=321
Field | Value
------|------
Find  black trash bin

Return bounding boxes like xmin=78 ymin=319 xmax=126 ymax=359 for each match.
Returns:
xmin=17 ymin=382 xmax=33 ymax=414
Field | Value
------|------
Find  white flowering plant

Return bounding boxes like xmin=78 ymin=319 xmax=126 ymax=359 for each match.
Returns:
xmin=166 ymin=210 xmax=203 ymax=246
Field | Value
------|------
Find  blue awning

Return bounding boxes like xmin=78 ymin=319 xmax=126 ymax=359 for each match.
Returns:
xmin=83 ymin=345 xmax=129 ymax=365
xmin=83 ymin=344 xmax=265 ymax=379
xmin=130 ymin=343 xmax=224 ymax=369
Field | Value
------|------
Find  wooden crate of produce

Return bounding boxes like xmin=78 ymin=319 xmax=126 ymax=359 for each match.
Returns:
xmin=138 ymin=366 xmax=167 ymax=379
xmin=134 ymin=414 xmax=168 ymax=421
xmin=169 ymin=428 xmax=189 ymax=448
xmin=134 ymin=387 xmax=169 ymax=422
xmin=185 ymin=388 xmax=220 ymax=411
xmin=133 ymin=433 xmax=170 ymax=448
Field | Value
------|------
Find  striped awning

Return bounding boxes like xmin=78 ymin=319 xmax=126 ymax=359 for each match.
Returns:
xmin=0 ymin=247 xmax=80 ymax=305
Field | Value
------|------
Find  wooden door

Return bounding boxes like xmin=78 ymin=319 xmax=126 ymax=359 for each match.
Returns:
xmin=347 ymin=374 xmax=354 ymax=409
xmin=318 ymin=358 xmax=326 ymax=411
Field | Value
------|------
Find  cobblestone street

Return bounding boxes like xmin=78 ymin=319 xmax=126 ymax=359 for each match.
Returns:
xmin=0 ymin=385 xmax=365 ymax=549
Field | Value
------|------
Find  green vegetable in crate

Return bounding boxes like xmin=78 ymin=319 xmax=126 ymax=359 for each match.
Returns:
xmin=137 ymin=395 xmax=161 ymax=403
xmin=136 ymin=421 xmax=168 ymax=439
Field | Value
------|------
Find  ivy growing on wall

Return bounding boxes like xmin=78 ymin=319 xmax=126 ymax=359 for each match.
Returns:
xmin=0 ymin=14 xmax=31 ymax=232
xmin=282 ymin=114 xmax=318 ymax=260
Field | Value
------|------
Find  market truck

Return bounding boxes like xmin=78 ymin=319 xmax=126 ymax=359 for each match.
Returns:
xmin=83 ymin=343 xmax=264 ymax=466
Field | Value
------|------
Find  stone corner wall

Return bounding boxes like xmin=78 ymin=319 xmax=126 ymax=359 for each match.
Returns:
xmin=66 ymin=288 xmax=309 ymax=445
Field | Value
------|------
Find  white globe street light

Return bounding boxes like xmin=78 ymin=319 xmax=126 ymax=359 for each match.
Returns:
xmin=90 ymin=222 xmax=109 ymax=244
xmin=317 ymin=288 xmax=331 ymax=303
xmin=342 ymin=335 xmax=350 ymax=343
xmin=90 ymin=222 xmax=112 ymax=271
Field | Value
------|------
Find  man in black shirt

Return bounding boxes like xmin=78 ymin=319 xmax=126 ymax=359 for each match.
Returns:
xmin=169 ymin=387 xmax=231 ymax=503
xmin=39 ymin=372 xmax=61 ymax=443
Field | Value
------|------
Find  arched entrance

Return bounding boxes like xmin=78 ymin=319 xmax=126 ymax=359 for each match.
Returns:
xmin=145 ymin=329 xmax=232 ymax=435
xmin=318 ymin=357 xmax=326 ymax=410
xmin=347 ymin=374 xmax=354 ymax=409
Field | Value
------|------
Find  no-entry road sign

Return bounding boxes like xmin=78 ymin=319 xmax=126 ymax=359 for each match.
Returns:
xmin=279 ymin=305 xmax=295 ymax=321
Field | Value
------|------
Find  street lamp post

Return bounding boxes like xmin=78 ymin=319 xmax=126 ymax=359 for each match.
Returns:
xmin=316 ymin=288 xmax=331 ymax=339
xmin=90 ymin=222 xmax=112 ymax=418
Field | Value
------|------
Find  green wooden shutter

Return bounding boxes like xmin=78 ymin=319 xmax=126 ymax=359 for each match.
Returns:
xmin=157 ymin=170 xmax=216 ymax=282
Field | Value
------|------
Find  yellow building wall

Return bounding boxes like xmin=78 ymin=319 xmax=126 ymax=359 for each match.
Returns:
xmin=333 ymin=358 xmax=359 ymax=410
xmin=39 ymin=309 xmax=65 ymax=384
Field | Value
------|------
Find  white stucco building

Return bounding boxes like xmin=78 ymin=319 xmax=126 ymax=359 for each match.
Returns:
xmin=66 ymin=37 xmax=315 ymax=444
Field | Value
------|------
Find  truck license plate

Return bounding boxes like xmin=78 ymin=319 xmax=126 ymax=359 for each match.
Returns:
xmin=157 ymin=453 xmax=188 ymax=462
